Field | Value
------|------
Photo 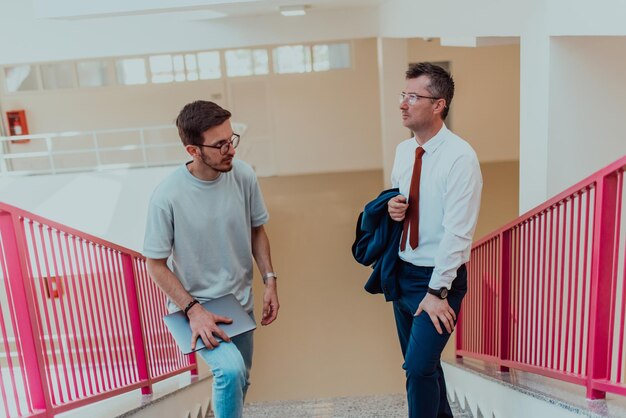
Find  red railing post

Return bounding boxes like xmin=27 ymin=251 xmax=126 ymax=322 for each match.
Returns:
xmin=121 ymin=254 xmax=152 ymax=395
xmin=189 ymin=352 xmax=199 ymax=376
xmin=455 ymin=258 xmax=469 ymax=357
xmin=586 ymin=173 xmax=619 ymax=399
xmin=499 ymin=230 xmax=511 ymax=372
xmin=0 ymin=211 xmax=52 ymax=415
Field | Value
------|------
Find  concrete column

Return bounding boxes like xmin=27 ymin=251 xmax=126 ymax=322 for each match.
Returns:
xmin=519 ymin=33 xmax=551 ymax=213
xmin=377 ymin=38 xmax=409 ymax=188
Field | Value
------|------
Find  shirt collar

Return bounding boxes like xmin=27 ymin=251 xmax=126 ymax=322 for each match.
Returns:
xmin=415 ymin=124 xmax=449 ymax=155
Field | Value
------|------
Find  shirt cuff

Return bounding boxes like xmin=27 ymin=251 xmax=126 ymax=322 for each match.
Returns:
xmin=428 ymin=271 xmax=455 ymax=290
xmin=142 ymin=248 xmax=172 ymax=259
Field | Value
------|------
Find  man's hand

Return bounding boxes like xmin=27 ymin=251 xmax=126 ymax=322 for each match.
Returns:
xmin=388 ymin=195 xmax=409 ymax=221
xmin=261 ymin=280 xmax=280 ymax=326
xmin=415 ymin=293 xmax=456 ymax=335
xmin=187 ymin=304 xmax=233 ymax=350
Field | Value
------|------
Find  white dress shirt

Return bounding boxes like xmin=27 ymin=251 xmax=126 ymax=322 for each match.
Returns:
xmin=391 ymin=124 xmax=483 ymax=290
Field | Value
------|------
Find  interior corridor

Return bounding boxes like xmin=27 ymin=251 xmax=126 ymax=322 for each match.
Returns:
xmin=238 ymin=162 xmax=518 ymax=403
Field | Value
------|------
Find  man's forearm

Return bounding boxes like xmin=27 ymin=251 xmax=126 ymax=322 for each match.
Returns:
xmin=251 ymin=226 xmax=274 ymax=277
xmin=146 ymin=258 xmax=194 ymax=310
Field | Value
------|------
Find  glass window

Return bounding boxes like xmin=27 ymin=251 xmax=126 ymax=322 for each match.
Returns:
xmin=272 ymin=45 xmax=312 ymax=74
xmin=4 ymin=65 xmax=39 ymax=92
xmin=313 ymin=43 xmax=351 ymax=72
xmin=41 ymin=63 xmax=75 ymax=89
xmin=225 ymin=49 xmax=253 ymax=77
xmin=116 ymin=58 xmax=148 ymax=85
xmin=173 ymin=55 xmax=185 ymax=82
xmin=150 ymin=54 xmax=195 ymax=83
xmin=225 ymin=49 xmax=269 ymax=77
xmin=149 ymin=55 xmax=174 ymax=83
xmin=253 ymin=49 xmax=269 ymax=75
xmin=197 ymin=51 xmax=221 ymax=79
xmin=185 ymin=54 xmax=199 ymax=81
xmin=77 ymin=60 xmax=110 ymax=87
xmin=313 ymin=45 xmax=330 ymax=72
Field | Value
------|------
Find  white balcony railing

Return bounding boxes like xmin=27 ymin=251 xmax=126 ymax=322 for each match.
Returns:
xmin=0 ymin=123 xmax=249 ymax=176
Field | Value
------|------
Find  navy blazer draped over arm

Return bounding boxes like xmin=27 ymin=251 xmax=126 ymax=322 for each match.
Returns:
xmin=352 ymin=188 xmax=402 ymax=301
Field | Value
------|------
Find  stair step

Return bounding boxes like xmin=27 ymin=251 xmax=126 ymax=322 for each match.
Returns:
xmin=243 ymin=393 xmax=472 ymax=417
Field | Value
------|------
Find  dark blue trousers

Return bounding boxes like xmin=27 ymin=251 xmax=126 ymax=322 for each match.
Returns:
xmin=393 ymin=262 xmax=467 ymax=418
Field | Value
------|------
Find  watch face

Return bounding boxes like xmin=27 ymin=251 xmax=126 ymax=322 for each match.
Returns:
xmin=440 ymin=288 xmax=448 ymax=299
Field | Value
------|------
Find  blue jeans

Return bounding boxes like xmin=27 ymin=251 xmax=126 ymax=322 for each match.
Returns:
xmin=196 ymin=322 xmax=254 ymax=418
xmin=393 ymin=262 xmax=467 ymax=418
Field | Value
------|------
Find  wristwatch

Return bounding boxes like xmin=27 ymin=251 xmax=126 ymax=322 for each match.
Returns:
xmin=263 ymin=272 xmax=277 ymax=284
xmin=427 ymin=287 xmax=448 ymax=299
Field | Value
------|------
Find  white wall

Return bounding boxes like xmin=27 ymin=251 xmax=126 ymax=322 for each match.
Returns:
xmin=268 ymin=39 xmax=382 ymax=175
xmin=378 ymin=0 xmax=626 ymax=38
xmin=547 ymin=36 xmax=626 ymax=197
xmin=0 ymin=39 xmax=384 ymax=176
xmin=376 ymin=39 xmax=520 ymax=186
xmin=519 ymin=33 xmax=550 ymax=214
xmin=0 ymin=166 xmax=175 ymax=251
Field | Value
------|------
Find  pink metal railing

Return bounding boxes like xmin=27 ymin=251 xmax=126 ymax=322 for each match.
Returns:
xmin=0 ymin=203 xmax=196 ymax=417
xmin=457 ymin=155 xmax=626 ymax=399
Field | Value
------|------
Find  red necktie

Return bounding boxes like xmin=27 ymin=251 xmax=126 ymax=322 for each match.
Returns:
xmin=401 ymin=147 xmax=425 ymax=251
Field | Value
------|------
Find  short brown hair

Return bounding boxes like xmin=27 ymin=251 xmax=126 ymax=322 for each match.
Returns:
xmin=175 ymin=101 xmax=231 ymax=146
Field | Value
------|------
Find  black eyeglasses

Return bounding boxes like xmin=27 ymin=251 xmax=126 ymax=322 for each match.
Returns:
xmin=196 ymin=134 xmax=240 ymax=155
xmin=399 ymin=92 xmax=441 ymax=106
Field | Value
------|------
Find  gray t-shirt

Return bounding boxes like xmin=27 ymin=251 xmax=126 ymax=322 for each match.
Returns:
xmin=142 ymin=159 xmax=269 ymax=313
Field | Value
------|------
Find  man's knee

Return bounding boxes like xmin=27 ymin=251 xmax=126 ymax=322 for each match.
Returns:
xmin=214 ymin=357 xmax=247 ymax=386
xmin=404 ymin=356 xmax=439 ymax=380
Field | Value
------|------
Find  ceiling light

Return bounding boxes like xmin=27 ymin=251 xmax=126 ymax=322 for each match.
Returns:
xmin=279 ymin=5 xmax=309 ymax=16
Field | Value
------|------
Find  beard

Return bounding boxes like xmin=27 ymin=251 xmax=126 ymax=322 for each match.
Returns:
xmin=199 ymin=153 xmax=234 ymax=172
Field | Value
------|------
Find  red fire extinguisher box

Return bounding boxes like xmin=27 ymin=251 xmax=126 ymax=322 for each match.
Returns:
xmin=6 ymin=110 xmax=30 ymax=144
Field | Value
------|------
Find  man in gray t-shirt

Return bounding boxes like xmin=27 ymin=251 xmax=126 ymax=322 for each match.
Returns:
xmin=143 ymin=101 xmax=279 ymax=418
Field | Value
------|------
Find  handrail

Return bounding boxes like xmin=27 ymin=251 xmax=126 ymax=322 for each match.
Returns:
xmin=0 ymin=203 xmax=144 ymax=259
xmin=0 ymin=125 xmax=183 ymax=176
xmin=0 ymin=202 xmax=196 ymax=417
xmin=457 ymin=154 xmax=626 ymax=400
xmin=0 ymin=122 xmax=248 ymax=176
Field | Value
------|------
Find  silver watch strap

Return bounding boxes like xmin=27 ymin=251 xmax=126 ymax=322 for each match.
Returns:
xmin=262 ymin=272 xmax=277 ymax=283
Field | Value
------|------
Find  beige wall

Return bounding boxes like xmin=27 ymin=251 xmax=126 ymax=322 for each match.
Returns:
xmin=407 ymin=39 xmax=520 ymax=163
xmin=380 ymin=39 xmax=520 ymax=184
xmin=1 ymin=37 xmax=521 ymax=177
xmin=474 ymin=161 xmax=520 ymax=240
xmin=0 ymin=39 xmax=383 ymax=176
xmin=244 ymin=162 xmax=518 ymax=402
xmin=269 ymin=39 xmax=382 ymax=175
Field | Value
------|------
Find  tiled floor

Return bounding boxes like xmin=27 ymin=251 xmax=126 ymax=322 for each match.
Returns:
xmin=242 ymin=393 xmax=470 ymax=418
xmin=238 ymin=358 xmax=626 ymax=418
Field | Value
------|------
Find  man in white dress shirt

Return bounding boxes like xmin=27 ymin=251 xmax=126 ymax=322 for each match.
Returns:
xmin=388 ymin=63 xmax=483 ymax=418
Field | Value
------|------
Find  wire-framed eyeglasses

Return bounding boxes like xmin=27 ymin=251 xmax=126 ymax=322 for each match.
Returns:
xmin=196 ymin=134 xmax=240 ymax=155
xmin=399 ymin=92 xmax=440 ymax=106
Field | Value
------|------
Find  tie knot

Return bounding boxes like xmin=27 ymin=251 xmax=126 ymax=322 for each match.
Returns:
xmin=416 ymin=147 xmax=425 ymax=159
